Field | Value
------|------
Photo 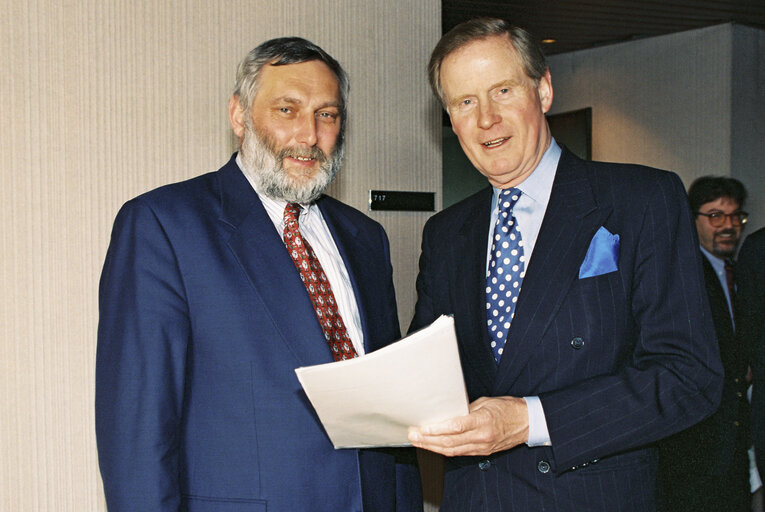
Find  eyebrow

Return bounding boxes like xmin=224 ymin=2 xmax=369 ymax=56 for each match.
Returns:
xmin=447 ymin=79 xmax=523 ymax=107
xmin=275 ymin=96 xmax=342 ymax=110
xmin=488 ymin=79 xmax=518 ymax=90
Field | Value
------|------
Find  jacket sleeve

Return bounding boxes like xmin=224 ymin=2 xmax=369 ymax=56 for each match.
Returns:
xmin=409 ymin=216 xmax=438 ymax=334
xmin=540 ymin=172 xmax=724 ymax=470
xmin=96 ymin=197 xmax=189 ymax=511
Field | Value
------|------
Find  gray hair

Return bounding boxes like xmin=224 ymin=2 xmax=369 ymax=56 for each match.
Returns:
xmin=233 ymin=37 xmax=350 ymax=136
xmin=428 ymin=18 xmax=547 ymax=107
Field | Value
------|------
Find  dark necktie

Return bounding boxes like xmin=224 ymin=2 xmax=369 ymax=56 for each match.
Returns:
xmin=283 ymin=203 xmax=358 ymax=361
xmin=486 ymin=188 xmax=525 ymax=362
xmin=725 ymin=258 xmax=736 ymax=316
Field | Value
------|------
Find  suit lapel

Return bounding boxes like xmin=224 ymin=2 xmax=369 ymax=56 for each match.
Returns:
xmin=702 ymin=256 xmax=735 ymax=342
xmin=493 ymin=150 xmax=611 ymax=394
xmin=315 ymin=198 xmax=378 ymax=351
xmin=217 ymin=157 xmax=333 ymax=366
xmin=453 ymin=187 xmax=499 ymax=395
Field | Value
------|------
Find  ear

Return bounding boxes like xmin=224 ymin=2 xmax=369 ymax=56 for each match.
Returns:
xmin=228 ymin=95 xmax=246 ymax=143
xmin=537 ymin=69 xmax=553 ymax=114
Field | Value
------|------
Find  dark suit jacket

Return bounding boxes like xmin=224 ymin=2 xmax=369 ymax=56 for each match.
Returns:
xmin=737 ymin=228 xmax=765 ymax=476
xmin=409 ymin=148 xmax=722 ymax=511
xmin=657 ymin=254 xmax=750 ymax=507
xmin=96 ymin=155 xmax=421 ymax=512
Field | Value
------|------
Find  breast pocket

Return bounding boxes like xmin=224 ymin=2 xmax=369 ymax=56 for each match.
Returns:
xmin=570 ymin=270 xmax=627 ymax=333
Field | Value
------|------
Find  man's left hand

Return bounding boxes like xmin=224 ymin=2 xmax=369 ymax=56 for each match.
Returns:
xmin=407 ymin=396 xmax=529 ymax=456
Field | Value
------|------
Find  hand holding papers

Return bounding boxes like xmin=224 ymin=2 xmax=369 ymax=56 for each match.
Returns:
xmin=295 ymin=315 xmax=468 ymax=448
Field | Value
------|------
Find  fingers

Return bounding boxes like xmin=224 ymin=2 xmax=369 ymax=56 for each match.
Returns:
xmin=408 ymin=423 xmax=494 ymax=457
xmin=407 ymin=415 xmax=476 ymax=455
xmin=416 ymin=416 xmax=471 ymax=436
xmin=407 ymin=396 xmax=529 ymax=457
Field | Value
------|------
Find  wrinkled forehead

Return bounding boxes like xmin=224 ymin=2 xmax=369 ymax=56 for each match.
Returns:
xmin=256 ymin=60 xmax=342 ymax=105
xmin=440 ymin=36 xmax=531 ymax=98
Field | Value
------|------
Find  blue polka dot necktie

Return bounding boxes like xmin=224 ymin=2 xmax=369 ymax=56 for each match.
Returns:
xmin=486 ymin=188 xmax=526 ymax=363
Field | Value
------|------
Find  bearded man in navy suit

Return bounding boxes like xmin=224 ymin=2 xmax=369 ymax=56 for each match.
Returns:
xmin=96 ymin=37 xmax=421 ymax=512
xmin=407 ymin=18 xmax=722 ymax=511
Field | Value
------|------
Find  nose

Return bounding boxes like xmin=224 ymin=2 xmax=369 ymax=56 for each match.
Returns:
xmin=720 ymin=214 xmax=736 ymax=228
xmin=295 ymin=114 xmax=318 ymax=146
xmin=477 ymin=101 xmax=501 ymax=129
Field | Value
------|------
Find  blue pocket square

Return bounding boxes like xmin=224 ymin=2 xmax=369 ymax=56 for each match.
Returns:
xmin=579 ymin=226 xmax=620 ymax=279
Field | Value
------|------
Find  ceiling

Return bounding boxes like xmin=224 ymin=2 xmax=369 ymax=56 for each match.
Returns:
xmin=442 ymin=0 xmax=765 ymax=55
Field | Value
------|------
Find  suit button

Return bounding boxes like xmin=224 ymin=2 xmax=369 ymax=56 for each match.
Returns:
xmin=537 ymin=460 xmax=551 ymax=473
xmin=478 ymin=460 xmax=491 ymax=471
xmin=570 ymin=337 xmax=584 ymax=350
xmin=734 ymin=421 xmax=741 ymax=427
xmin=737 ymin=392 xmax=744 ymax=398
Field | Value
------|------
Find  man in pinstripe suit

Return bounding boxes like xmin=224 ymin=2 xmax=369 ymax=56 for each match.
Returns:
xmin=408 ymin=18 xmax=722 ymax=511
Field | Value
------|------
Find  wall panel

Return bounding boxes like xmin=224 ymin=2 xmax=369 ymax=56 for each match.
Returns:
xmin=548 ymin=23 xmax=765 ymax=230
xmin=0 ymin=1 xmax=441 ymax=509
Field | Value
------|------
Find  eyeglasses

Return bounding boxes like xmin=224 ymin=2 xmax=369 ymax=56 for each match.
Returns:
xmin=695 ymin=210 xmax=748 ymax=227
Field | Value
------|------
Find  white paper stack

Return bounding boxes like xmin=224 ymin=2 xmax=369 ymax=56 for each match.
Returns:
xmin=295 ymin=315 xmax=469 ymax=448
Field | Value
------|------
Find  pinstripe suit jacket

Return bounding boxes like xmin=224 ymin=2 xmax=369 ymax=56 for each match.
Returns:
xmin=655 ymin=255 xmax=750 ymax=510
xmin=410 ymin=149 xmax=723 ymax=511
xmin=658 ymin=255 xmax=749 ymax=471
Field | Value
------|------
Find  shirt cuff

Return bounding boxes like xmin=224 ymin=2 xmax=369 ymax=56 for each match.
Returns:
xmin=524 ymin=396 xmax=552 ymax=447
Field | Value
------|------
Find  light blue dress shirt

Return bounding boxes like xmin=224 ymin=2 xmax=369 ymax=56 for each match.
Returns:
xmin=700 ymin=246 xmax=735 ymax=326
xmin=485 ymin=139 xmax=562 ymax=447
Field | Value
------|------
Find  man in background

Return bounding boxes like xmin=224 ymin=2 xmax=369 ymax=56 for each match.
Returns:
xmin=96 ymin=37 xmax=421 ymax=511
xmin=407 ymin=17 xmax=722 ymax=511
xmin=658 ymin=176 xmax=751 ymax=511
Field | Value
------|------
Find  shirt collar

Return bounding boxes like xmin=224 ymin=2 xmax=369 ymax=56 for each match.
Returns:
xmin=700 ymin=245 xmax=728 ymax=273
xmin=492 ymin=138 xmax=561 ymax=207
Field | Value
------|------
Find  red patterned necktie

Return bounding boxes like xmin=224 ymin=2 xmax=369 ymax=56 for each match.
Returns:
xmin=283 ymin=203 xmax=358 ymax=361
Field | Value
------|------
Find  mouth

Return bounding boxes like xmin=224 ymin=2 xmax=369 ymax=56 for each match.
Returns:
xmin=282 ymin=149 xmax=326 ymax=168
xmin=482 ymin=137 xmax=510 ymax=149
xmin=715 ymin=230 xmax=737 ymax=243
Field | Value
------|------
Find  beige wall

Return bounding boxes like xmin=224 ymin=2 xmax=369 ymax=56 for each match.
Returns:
xmin=547 ymin=23 xmax=765 ymax=231
xmin=731 ymin=24 xmax=765 ymax=233
xmin=0 ymin=0 xmax=442 ymax=509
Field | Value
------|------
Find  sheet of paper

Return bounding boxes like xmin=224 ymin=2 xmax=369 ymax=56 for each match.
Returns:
xmin=295 ymin=315 xmax=469 ymax=448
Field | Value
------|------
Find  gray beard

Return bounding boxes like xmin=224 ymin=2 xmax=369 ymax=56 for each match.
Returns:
xmin=239 ymin=120 xmax=343 ymax=204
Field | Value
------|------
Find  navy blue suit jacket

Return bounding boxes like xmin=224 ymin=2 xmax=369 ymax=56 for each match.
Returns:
xmin=410 ymin=149 xmax=722 ymax=511
xmin=96 ymin=155 xmax=421 ymax=511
